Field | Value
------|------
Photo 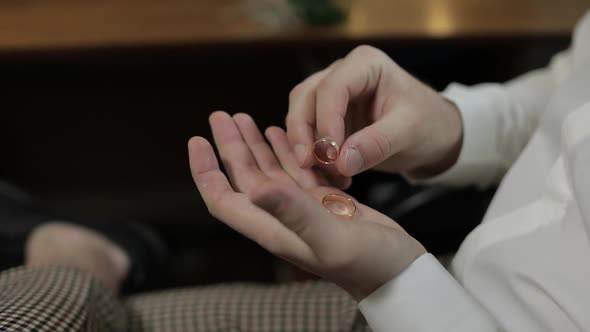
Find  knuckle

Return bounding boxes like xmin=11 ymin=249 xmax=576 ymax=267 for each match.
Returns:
xmin=284 ymin=111 xmax=293 ymax=127
xmin=368 ymin=129 xmax=393 ymax=160
xmin=350 ymin=45 xmax=379 ymax=59
xmin=349 ymin=45 xmax=394 ymax=68
xmin=289 ymin=82 xmax=306 ymax=102
xmin=328 ymin=58 xmax=343 ymax=70
xmin=316 ymin=78 xmax=337 ymax=96
xmin=284 ymin=121 xmax=299 ymax=144
xmin=407 ymin=112 xmax=420 ymax=131
xmin=285 ymin=112 xmax=300 ymax=133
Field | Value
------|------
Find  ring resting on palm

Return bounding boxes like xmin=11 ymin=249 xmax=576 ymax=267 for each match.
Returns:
xmin=322 ymin=193 xmax=356 ymax=217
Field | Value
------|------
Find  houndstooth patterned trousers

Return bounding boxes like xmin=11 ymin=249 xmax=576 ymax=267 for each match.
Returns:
xmin=0 ymin=266 xmax=370 ymax=332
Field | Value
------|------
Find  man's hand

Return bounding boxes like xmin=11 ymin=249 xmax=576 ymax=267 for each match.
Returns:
xmin=188 ymin=111 xmax=426 ymax=301
xmin=286 ymin=45 xmax=463 ymax=184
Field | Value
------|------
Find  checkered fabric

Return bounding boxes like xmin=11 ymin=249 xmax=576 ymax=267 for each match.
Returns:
xmin=0 ymin=267 xmax=370 ymax=332
xmin=0 ymin=266 xmax=127 ymax=332
xmin=125 ymin=281 xmax=370 ymax=332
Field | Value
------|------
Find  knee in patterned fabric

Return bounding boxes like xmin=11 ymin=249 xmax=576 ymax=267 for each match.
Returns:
xmin=0 ymin=266 xmax=128 ymax=332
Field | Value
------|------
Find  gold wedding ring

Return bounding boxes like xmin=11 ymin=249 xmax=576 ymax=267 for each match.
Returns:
xmin=322 ymin=193 xmax=356 ymax=217
xmin=313 ymin=137 xmax=339 ymax=164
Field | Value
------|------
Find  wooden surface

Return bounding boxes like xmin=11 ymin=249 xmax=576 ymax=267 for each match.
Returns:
xmin=0 ymin=0 xmax=587 ymax=52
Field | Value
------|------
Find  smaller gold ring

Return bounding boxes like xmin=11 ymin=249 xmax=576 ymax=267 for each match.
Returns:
xmin=313 ymin=137 xmax=340 ymax=165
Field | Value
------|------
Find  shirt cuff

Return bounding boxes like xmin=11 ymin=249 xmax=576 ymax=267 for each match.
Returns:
xmin=406 ymin=83 xmax=508 ymax=189
xmin=358 ymin=253 xmax=499 ymax=332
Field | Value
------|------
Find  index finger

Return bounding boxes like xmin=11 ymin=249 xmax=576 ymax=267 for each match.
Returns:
xmin=286 ymin=65 xmax=335 ymax=168
xmin=315 ymin=46 xmax=391 ymax=151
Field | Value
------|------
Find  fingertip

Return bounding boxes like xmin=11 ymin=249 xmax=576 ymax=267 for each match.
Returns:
xmin=188 ymin=135 xmax=201 ymax=147
xmin=187 ymin=136 xmax=219 ymax=174
xmin=267 ymin=126 xmax=314 ymax=168
xmin=209 ymin=110 xmax=228 ymax=121
xmin=292 ymin=144 xmax=308 ymax=167
xmin=232 ymin=112 xmax=252 ymax=124
xmin=336 ymin=158 xmax=348 ymax=177
xmin=337 ymin=176 xmax=353 ymax=190
xmin=265 ymin=126 xmax=288 ymax=151
xmin=188 ymin=136 xmax=210 ymax=153
xmin=293 ymin=130 xmax=316 ymax=168
xmin=265 ymin=126 xmax=283 ymax=140
xmin=336 ymin=154 xmax=352 ymax=177
xmin=335 ymin=144 xmax=365 ymax=176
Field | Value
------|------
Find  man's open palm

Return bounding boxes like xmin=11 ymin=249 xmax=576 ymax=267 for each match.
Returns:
xmin=188 ymin=111 xmax=425 ymax=300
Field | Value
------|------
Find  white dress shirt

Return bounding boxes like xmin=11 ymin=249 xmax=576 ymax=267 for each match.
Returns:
xmin=359 ymin=10 xmax=590 ymax=332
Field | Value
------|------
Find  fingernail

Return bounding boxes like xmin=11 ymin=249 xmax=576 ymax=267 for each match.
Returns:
xmin=344 ymin=147 xmax=364 ymax=174
xmin=294 ymin=144 xmax=308 ymax=166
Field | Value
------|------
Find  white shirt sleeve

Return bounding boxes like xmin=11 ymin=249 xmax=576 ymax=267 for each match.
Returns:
xmin=563 ymin=102 xmax=590 ymax=238
xmin=359 ymin=254 xmax=501 ymax=332
xmin=416 ymin=51 xmax=572 ymax=189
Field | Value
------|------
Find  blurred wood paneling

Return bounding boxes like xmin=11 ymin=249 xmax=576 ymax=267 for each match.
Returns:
xmin=0 ymin=0 xmax=587 ymax=52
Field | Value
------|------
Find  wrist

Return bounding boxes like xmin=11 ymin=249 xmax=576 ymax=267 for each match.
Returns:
xmin=347 ymin=239 xmax=427 ymax=302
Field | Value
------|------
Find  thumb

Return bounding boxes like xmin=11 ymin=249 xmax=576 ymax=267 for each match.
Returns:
xmin=336 ymin=117 xmax=406 ymax=176
xmin=250 ymin=184 xmax=341 ymax=249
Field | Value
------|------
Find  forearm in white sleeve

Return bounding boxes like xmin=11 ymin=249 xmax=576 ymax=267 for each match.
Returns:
xmin=359 ymin=254 xmax=502 ymax=332
xmin=422 ymin=51 xmax=571 ymax=189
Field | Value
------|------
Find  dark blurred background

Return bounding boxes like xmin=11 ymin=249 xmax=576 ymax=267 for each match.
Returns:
xmin=0 ymin=0 xmax=585 ymax=290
